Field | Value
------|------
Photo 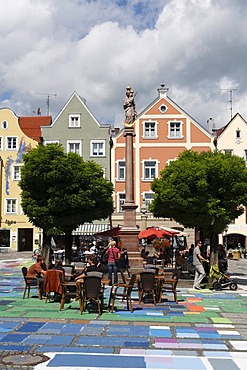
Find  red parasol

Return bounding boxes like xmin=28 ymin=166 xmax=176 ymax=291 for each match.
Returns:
xmin=138 ymin=227 xmax=173 ymax=240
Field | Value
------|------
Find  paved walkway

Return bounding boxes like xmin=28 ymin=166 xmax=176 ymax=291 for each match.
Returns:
xmin=0 ymin=254 xmax=247 ymax=369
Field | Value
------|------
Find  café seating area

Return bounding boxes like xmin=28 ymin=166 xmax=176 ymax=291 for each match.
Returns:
xmin=21 ymin=258 xmax=181 ymax=315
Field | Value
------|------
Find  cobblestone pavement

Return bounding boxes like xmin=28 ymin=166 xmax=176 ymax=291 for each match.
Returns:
xmin=0 ymin=253 xmax=247 ymax=369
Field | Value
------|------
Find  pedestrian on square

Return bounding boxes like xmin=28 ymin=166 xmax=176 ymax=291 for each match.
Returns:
xmin=107 ymin=240 xmax=120 ymax=285
xmin=193 ymin=240 xmax=209 ymax=290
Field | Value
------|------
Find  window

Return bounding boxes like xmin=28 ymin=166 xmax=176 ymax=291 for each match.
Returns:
xmin=224 ymin=149 xmax=233 ymax=155
xmin=244 ymin=150 xmax=247 ymax=162
xmin=5 ymin=199 xmax=17 ymax=214
xmin=90 ymin=140 xmax=105 ymax=157
xmin=13 ymin=166 xmax=21 ymax=181
xmin=236 ymin=129 xmax=241 ymax=139
xmin=159 ymin=104 xmax=168 ymax=113
xmin=144 ymin=193 xmax=154 ymax=211
xmin=44 ymin=140 xmax=60 ymax=145
xmin=119 ymin=193 xmax=125 ymax=212
xmin=67 ymin=140 xmax=82 ymax=156
xmin=144 ymin=121 xmax=156 ymax=138
xmin=118 ymin=161 xmax=125 ymax=180
xmin=144 ymin=161 xmax=157 ymax=180
xmin=169 ymin=121 xmax=182 ymax=138
xmin=69 ymin=114 xmax=80 ymax=128
xmin=1 ymin=120 xmax=8 ymax=130
xmin=6 ymin=137 xmax=17 ymax=150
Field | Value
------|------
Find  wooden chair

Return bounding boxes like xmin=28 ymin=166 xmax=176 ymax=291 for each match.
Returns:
xmin=108 ymin=274 xmax=136 ymax=313
xmin=138 ymin=271 xmax=157 ymax=305
xmin=158 ymin=269 xmax=181 ymax=303
xmin=79 ymin=276 xmax=104 ymax=314
xmin=21 ymin=267 xmax=41 ymax=300
xmin=59 ymin=273 xmax=78 ymax=311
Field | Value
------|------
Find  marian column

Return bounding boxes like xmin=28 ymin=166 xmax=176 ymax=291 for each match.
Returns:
xmin=120 ymin=86 xmax=142 ymax=270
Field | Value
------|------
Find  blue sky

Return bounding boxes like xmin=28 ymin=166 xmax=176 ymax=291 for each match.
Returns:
xmin=0 ymin=0 xmax=246 ymax=129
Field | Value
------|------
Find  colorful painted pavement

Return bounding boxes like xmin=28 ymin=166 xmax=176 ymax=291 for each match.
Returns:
xmin=0 ymin=258 xmax=247 ymax=369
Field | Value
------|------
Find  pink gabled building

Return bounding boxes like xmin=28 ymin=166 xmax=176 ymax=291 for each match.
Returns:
xmin=111 ymin=84 xmax=213 ymax=242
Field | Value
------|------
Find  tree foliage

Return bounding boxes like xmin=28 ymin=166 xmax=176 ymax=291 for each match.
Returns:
xmin=19 ymin=144 xmax=114 ymax=257
xmin=150 ymin=150 xmax=247 ymax=240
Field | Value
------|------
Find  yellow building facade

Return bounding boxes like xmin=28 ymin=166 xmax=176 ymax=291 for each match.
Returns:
xmin=0 ymin=108 xmax=41 ymax=252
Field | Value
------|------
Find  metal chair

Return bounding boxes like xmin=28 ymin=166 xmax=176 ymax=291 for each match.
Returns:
xmin=80 ymin=276 xmax=104 ymax=314
xmin=108 ymin=274 xmax=136 ymax=313
xmin=21 ymin=267 xmax=41 ymax=299
xmin=138 ymin=271 xmax=157 ymax=304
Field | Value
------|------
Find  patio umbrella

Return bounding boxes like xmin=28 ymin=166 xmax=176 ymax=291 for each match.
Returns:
xmin=159 ymin=226 xmax=182 ymax=235
xmin=94 ymin=226 xmax=121 ymax=238
xmin=138 ymin=228 xmax=173 ymax=240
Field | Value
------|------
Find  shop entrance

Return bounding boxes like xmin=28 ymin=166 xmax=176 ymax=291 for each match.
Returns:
xmin=18 ymin=229 xmax=33 ymax=251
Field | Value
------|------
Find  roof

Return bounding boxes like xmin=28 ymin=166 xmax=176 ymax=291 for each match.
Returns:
xmin=19 ymin=116 xmax=52 ymax=143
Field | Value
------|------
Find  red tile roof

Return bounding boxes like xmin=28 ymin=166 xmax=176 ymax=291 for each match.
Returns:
xmin=19 ymin=116 xmax=52 ymax=143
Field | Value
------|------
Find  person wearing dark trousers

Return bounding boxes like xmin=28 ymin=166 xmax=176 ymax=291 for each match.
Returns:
xmin=107 ymin=240 xmax=120 ymax=285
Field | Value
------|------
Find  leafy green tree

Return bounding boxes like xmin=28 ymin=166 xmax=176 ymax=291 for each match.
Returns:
xmin=150 ymin=150 xmax=247 ymax=263
xmin=19 ymin=144 xmax=114 ymax=262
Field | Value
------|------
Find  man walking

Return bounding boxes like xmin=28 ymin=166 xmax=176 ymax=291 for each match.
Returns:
xmin=193 ymin=240 xmax=209 ymax=290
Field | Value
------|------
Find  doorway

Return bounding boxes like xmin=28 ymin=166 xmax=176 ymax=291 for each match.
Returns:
xmin=18 ymin=228 xmax=33 ymax=251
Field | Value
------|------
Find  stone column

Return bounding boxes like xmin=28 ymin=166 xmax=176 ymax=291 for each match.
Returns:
xmin=120 ymin=87 xmax=143 ymax=270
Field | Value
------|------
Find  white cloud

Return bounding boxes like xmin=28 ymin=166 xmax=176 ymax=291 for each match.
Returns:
xmin=0 ymin=0 xmax=247 ymax=128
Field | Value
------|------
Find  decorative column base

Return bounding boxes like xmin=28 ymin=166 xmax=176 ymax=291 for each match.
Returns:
xmin=120 ymin=228 xmax=143 ymax=271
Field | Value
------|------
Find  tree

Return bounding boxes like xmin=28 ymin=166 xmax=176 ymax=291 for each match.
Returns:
xmin=150 ymin=150 xmax=247 ymax=263
xmin=19 ymin=144 xmax=114 ymax=262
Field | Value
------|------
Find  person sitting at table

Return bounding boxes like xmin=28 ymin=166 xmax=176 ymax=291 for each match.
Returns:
xmin=75 ymin=255 xmax=99 ymax=281
xmin=27 ymin=256 xmax=47 ymax=297
xmin=52 ymin=258 xmax=65 ymax=273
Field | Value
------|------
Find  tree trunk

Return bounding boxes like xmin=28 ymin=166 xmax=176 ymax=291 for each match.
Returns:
xmin=64 ymin=231 xmax=73 ymax=264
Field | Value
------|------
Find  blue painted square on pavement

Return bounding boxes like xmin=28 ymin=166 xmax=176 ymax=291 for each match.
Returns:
xmin=47 ymin=354 xmax=146 ymax=368
xmin=22 ymin=334 xmax=52 ymax=344
xmin=0 ymin=344 xmax=31 ymax=351
xmin=0 ymin=334 xmax=29 ymax=342
xmin=59 ymin=324 xmax=84 ymax=334
xmin=45 ymin=335 xmax=74 ymax=345
xmin=16 ymin=322 xmax=46 ymax=332
xmin=0 ymin=321 xmax=20 ymax=329
xmin=38 ymin=322 xmax=65 ymax=333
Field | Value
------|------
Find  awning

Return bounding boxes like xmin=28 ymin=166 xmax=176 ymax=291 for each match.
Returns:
xmin=72 ymin=223 xmax=110 ymax=236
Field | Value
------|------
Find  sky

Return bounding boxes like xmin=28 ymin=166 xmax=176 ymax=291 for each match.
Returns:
xmin=0 ymin=0 xmax=247 ymax=130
